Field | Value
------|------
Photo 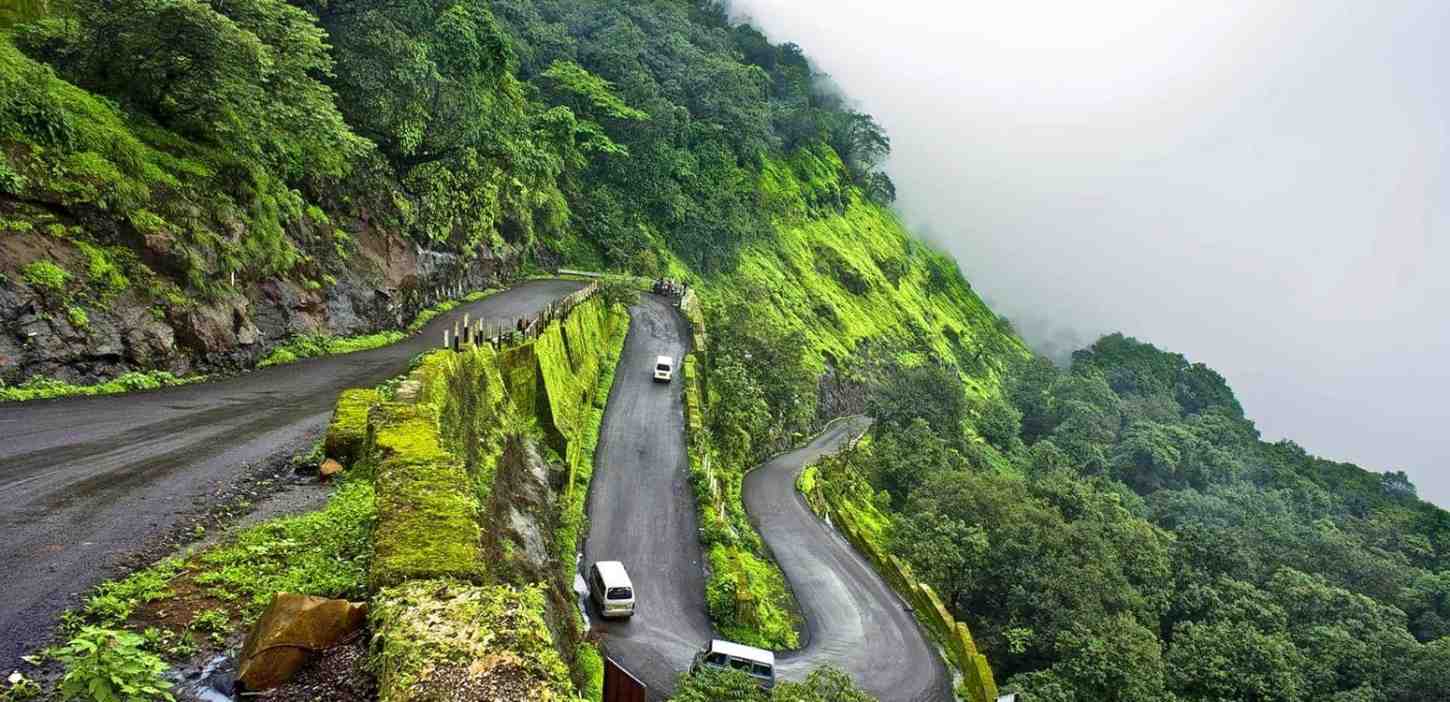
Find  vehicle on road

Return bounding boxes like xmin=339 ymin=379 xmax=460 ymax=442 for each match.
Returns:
xmin=588 ymin=560 xmax=635 ymax=618
xmin=691 ymin=639 xmax=776 ymax=690
xmin=653 ymin=355 xmax=674 ymax=383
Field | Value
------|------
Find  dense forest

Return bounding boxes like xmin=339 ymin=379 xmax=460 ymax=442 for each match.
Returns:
xmin=816 ymin=333 xmax=1450 ymax=700
xmin=4 ymin=0 xmax=1448 ymax=700
xmin=0 ymin=0 xmax=892 ymax=285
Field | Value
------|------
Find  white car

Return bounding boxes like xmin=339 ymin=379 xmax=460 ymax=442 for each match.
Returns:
xmin=588 ymin=560 xmax=635 ymax=619
xmin=692 ymin=639 xmax=776 ymax=689
xmin=653 ymin=355 xmax=674 ymax=383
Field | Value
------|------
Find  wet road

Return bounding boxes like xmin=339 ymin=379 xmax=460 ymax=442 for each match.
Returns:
xmin=0 ymin=279 xmax=586 ymax=667
xmin=581 ymin=295 xmax=708 ymax=698
xmin=745 ymin=417 xmax=952 ymax=701
xmin=581 ymin=297 xmax=951 ymax=701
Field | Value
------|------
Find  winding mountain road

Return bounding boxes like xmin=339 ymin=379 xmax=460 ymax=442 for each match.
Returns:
xmin=0 ymin=278 xmax=587 ymax=669
xmin=582 ymin=296 xmax=952 ymax=701
xmin=745 ymin=418 xmax=952 ymax=701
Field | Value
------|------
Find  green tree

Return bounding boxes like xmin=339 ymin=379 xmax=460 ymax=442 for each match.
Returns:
xmin=322 ymin=0 xmax=517 ymax=169
xmin=1166 ymin=621 xmax=1306 ymax=702
xmin=709 ymin=357 xmax=772 ymax=470
xmin=866 ymin=359 xmax=967 ymax=439
xmin=775 ymin=666 xmax=876 ymax=702
xmin=670 ymin=667 xmax=767 ymax=702
xmin=1010 ymin=614 xmax=1168 ymax=702
xmin=889 ymin=509 xmax=987 ymax=607
xmin=20 ymin=0 xmax=364 ymax=177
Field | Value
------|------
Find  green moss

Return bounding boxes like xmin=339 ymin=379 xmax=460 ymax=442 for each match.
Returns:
xmin=497 ymin=343 xmax=544 ymax=422
xmin=536 ymin=319 xmax=583 ymax=451
xmin=401 ymin=296 xmax=625 ymax=696
xmin=65 ymin=304 xmax=88 ymax=329
xmin=76 ymin=241 xmax=129 ymax=293
xmin=21 ymin=259 xmax=68 ymax=293
xmin=551 ymin=303 xmax=628 ymax=581
xmin=325 ymin=388 xmax=381 ymax=466
xmin=370 ymin=580 xmax=575 ymax=702
xmin=368 ymin=404 xmax=482 ymax=590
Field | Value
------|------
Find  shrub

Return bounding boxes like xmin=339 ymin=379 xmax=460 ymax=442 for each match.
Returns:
xmin=0 ymin=672 xmax=41 ymax=701
xmin=78 ymin=242 xmax=129 ymax=293
xmin=22 ymin=259 xmax=68 ymax=293
xmin=0 ymin=158 xmax=26 ymax=194
xmin=599 ymin=277 xmax=640 ymax=307
xmin=113 ymin=371 xmax=178 ymax=392
xmin=671 ymin=667 xmax=767 ymax=702
xmin=55 ymin=627 xmax=175 ymax=702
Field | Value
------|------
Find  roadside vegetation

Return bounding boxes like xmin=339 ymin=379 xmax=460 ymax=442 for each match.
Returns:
xmin=672 ymin=665 xmax=874 ymax=702
xmin=0 ymin=370 xmax=200 ymax=402
xmin=30 ymin=474 xmax=376 ymax=680
xmin=258 ymin=332 xmax=405 ymax=368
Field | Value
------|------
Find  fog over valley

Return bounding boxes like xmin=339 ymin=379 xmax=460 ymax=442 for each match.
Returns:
xmin=729 ymin=0 xmax=1450 ymax=505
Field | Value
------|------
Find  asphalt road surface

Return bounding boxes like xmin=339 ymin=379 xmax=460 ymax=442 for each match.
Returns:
xmin=582 ymin=297 xmax=952 ymax=701
xmin=745 ymin=417 xmax=953 ymax=702
xmin=582 ymin=294 xmax=709 ymax=698
xmin=0 ymin=278 xmax=586 ymax=668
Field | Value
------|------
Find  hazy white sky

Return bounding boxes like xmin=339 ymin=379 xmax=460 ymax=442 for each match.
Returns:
xmin=729 ymin=1 xmax=1450 ymax=505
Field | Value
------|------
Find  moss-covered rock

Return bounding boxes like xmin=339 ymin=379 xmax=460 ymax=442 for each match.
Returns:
xmin=367 ymin=403 xmax=482 ymax=590
xmin=497 ymin=343 xmax=545 ymax=428
xmin=366 ymin=402 xmax=451 ymax=466
xmin=370 ymin=579 xmax=575 ymax=702
xmin=325 ymin=388 xmax=381 ymax=466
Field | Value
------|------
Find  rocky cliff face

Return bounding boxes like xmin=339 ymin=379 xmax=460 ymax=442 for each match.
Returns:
xmin=0 ymin=205 xmax=521 ymax=386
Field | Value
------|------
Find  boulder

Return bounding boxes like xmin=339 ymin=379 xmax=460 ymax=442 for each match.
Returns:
xmin=237 ymin=593 xmax=368 ymax=691
xmin=319 ymin=458 xmax=344 ymax=479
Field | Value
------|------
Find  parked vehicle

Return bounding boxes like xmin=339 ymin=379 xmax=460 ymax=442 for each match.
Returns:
xmin=588 ymin=560 xmax=635 ymax=619
xmin=653 ymin=355 xmax=674 ymax=383
xmin=691 ymin=639 xmax=776 ymax=689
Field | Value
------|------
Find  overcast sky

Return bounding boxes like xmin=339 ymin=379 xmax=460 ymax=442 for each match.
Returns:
xmin=729 ymin=0 xmax=1450 ymax=506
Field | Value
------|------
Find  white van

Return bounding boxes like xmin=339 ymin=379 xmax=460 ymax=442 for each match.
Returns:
xmin=588 ymin=560 xmax=635 ymax=618
xmin=653 ymin=355 xmax=674 ymax=383
xmin=692 ymin=639 xmax=776 ymax=689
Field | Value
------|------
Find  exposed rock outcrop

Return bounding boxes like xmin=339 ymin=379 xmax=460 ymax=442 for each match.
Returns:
xmin=0 ymin=216 xmax=521 ymax=385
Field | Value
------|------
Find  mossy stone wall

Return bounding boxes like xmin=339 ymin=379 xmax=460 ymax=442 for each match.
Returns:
xmin=367 ymin=402 xmax=483 ymax=591
xmin=324 ymin=388 xmax=381 ymax=467
xmin=370 ymin=579 xmax=574 ymax=702
xmin=354 ymin=295 xmax=623 ymax=701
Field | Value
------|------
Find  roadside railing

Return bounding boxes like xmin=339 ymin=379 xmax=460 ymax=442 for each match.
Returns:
xmin=440 ymin=281 xmax=601 ymax=352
